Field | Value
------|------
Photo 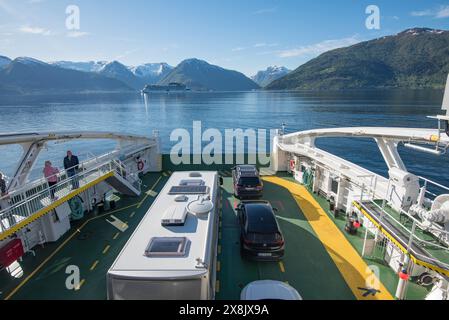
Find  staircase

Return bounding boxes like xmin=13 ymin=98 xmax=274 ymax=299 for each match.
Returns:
xmin=0 ymin=159 xmax=141 ymax=241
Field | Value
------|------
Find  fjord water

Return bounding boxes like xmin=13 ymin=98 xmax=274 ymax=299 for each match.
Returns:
xmin=0 ymin=90 xmax=448 ymax=186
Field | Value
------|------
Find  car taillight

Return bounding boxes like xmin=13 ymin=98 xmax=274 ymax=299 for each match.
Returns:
xmin=256 ymin=185 xmax=263 ymax=190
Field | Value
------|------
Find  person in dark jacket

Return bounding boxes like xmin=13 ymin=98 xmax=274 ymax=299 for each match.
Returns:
xmin=64 ymin=151 xmax=80 ymax=189
xmin=0 ymin=172 xmax=9 ymax=211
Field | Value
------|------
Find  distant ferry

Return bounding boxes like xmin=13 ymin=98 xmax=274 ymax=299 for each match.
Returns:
xmin=141 ymin=82 xmax=190 ymax=94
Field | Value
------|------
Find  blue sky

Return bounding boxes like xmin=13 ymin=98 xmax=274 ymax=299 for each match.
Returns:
xmin=0 ymin=0 xmax=448 ymax=76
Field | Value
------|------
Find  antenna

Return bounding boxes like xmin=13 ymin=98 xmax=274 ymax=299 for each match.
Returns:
xmin=443 ymin=74 xmax=449 ymax=116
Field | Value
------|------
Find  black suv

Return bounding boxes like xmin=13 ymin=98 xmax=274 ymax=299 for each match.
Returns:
xmin=237 ymin=201 xmax=285 ymax=261
xmin=232 ymin=165 xmax=263 ymax=198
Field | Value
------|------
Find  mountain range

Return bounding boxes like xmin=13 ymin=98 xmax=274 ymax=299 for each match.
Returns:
xmin=158 ymin=58 xmax=259 ymax=91
xmin=267 ymin=28 xmax=449 ymax=90
xmin=251 ymin=66 xmax=291 ymax=87
xmin=0 ymin=57 xmax=259 ymax=95
xmin=51 ymin=61 xmax=173 ymax=89
xmin=2 ymin=27 xmax=449 ymax=95
xmin=51 ymin=59 xmax=259 ymax=91
xmin=0 ymin=57 xmax=131 ymax=95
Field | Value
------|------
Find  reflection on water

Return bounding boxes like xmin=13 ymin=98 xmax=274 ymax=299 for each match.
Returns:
xmin=0 ymin=90 xmax=447 ymax=185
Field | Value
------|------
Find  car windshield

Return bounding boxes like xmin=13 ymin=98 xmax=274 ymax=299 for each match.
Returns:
xmin=238 ymin=177 xmax=261 ymax=186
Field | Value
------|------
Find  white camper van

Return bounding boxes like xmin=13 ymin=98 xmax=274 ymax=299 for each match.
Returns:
xmin=107 ymin=171 xmax=221 ymax=300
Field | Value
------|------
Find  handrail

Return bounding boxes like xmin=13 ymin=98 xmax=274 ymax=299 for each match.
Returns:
xmin=0 ymin=160 xmax=114 ymax=216
xmin=0 ymin=163 xmax=116 ymax=234
xmin=0 ymin=157 xmax=142 ymax=234
xmin=1 ymin=151 xmax=100 ymax=201
xmin=358 ymin=201 xmax=449 ymax=273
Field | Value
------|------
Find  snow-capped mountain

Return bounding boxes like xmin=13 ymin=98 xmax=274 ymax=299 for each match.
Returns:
xmin=51 ymin=60 xmax=173 ymax=87
xmin=0 ymin=57 xmax=131 ymax=95
xmin=50 ymin=61 xmax=108 ymax=73
xmin=159 ymin=58 xmax=260 ymax=91
xmin=97 ymin=61 xmax=145 ymax=90
xmin=13 ymin=57 xmax=48 ymax=66
xmin=252 ymin=66 xmax=291 ymax=87
xmin=0 ymin=56 xmax=12 ymax=68
xmin=129 ymin=63 xmax=173 ymax=84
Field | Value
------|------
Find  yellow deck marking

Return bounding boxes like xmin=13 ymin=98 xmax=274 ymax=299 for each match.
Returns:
xmin=75 ymin=279 xmax=85 ymax=291
xmin=90 ymin=260 xmax=99 ymax=271
xmin=0 ymin=171 xmax=115 ymax=241
xmin=103 ymin=245 xmax=111 ymax=255
xmin=217 ymin=261 xmax=221 ymax=272
xmin=113 ymin=232 xmax=120 ymax=240
xmin=138 ymin=176 xmax=162 ymax=209
xmin=4 ymin=202 xmax=138 ymax=300
xmin=354 ymin=202 xmax=449 ymax=278
xmin=279 ymin=261 xmax=285 ymax=273
xmin=263 ymin=177 xmax=393 ymax=301
xmin=215 ymin=280 xmax=220 ymax=293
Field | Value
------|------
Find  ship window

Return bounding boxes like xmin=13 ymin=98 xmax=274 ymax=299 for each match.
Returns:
xmin=331 ymin=179 xmax=339 ymax=194
xmin=145 ymin=237 xmax=188 ymax=257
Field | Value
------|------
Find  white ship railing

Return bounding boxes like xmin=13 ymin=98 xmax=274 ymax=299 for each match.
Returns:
xmin=0 ymin=158 xmax=141 ymax=235
xmin=358 ymin=177 xmax=449 ymax=274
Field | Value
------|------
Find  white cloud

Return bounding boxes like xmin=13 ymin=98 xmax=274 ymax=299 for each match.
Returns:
xmin=67 ymin=31 xmax=90 ymax=38
xmin=231 ymin=47 xmax=245 ymax=52
xmin=254 ymin=43 xmax=278 ymax=48
xmin=436 ymin=5 xmax=449 ymax=18
xmin=253 ymin=7 xmax=277 ymax=15
xmin=19 ymin=26 xmax=52 ymax=36
xmin=411 ymin=9 xmax=433 ymax=17
xmin=277 ymin=36 xmax=361 ymax=58
xmin=411 ymin=5 xmax=449 ymax=18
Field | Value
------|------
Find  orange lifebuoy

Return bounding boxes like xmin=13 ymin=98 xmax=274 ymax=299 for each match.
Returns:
xmin=137 ymin=160 xmax=145 ymax=171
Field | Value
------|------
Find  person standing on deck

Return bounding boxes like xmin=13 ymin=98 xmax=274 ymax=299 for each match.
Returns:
xmin=64 ymin=151 xmax=79 ymax=189
xmin=0 ymin=172 xmax=9 ymax=210
xmin=44 ymin=161 xmax=59 ymax=201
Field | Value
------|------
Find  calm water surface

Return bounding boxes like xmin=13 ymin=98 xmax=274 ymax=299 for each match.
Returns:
xmin=0 ymin=90 xmax=448 ymax=186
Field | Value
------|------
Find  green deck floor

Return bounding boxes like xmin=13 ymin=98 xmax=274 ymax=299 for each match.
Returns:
xmin=0 ymin=173 xmax=168 ymax=300
xmin=215 ymin=174 xmax=355 ymax=300
xmin=311 ymin=192 xmax=431 ymax=299
xmin=0 ymin=170 xmax=434 ymax=300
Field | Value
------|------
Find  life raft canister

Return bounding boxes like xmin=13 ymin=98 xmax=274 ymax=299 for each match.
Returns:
xmin=290 ymin=159 xmax=296 ymax=172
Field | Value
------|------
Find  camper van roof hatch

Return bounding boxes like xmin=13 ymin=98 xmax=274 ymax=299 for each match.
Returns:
xmin=189 ymin=172 xmax=202 ymax=178
xmin=169 ymin=185 xmax=209 ymax=195
xmin=161 ymin=205 xmax=188 ymax=226
xmin=144 ymin=237 xmax=188 ymax=257
xmin=179 ymin=179 xmax=205 ymax=186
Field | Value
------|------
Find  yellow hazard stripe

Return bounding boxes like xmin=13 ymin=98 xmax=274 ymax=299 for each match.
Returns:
xmin=0 ymin=172 xmax=115 ymax=241
xmin=263 ymin=177 xmax=393 ymax=300
xmin=354 ymin=202 xmax=449 ymax=277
